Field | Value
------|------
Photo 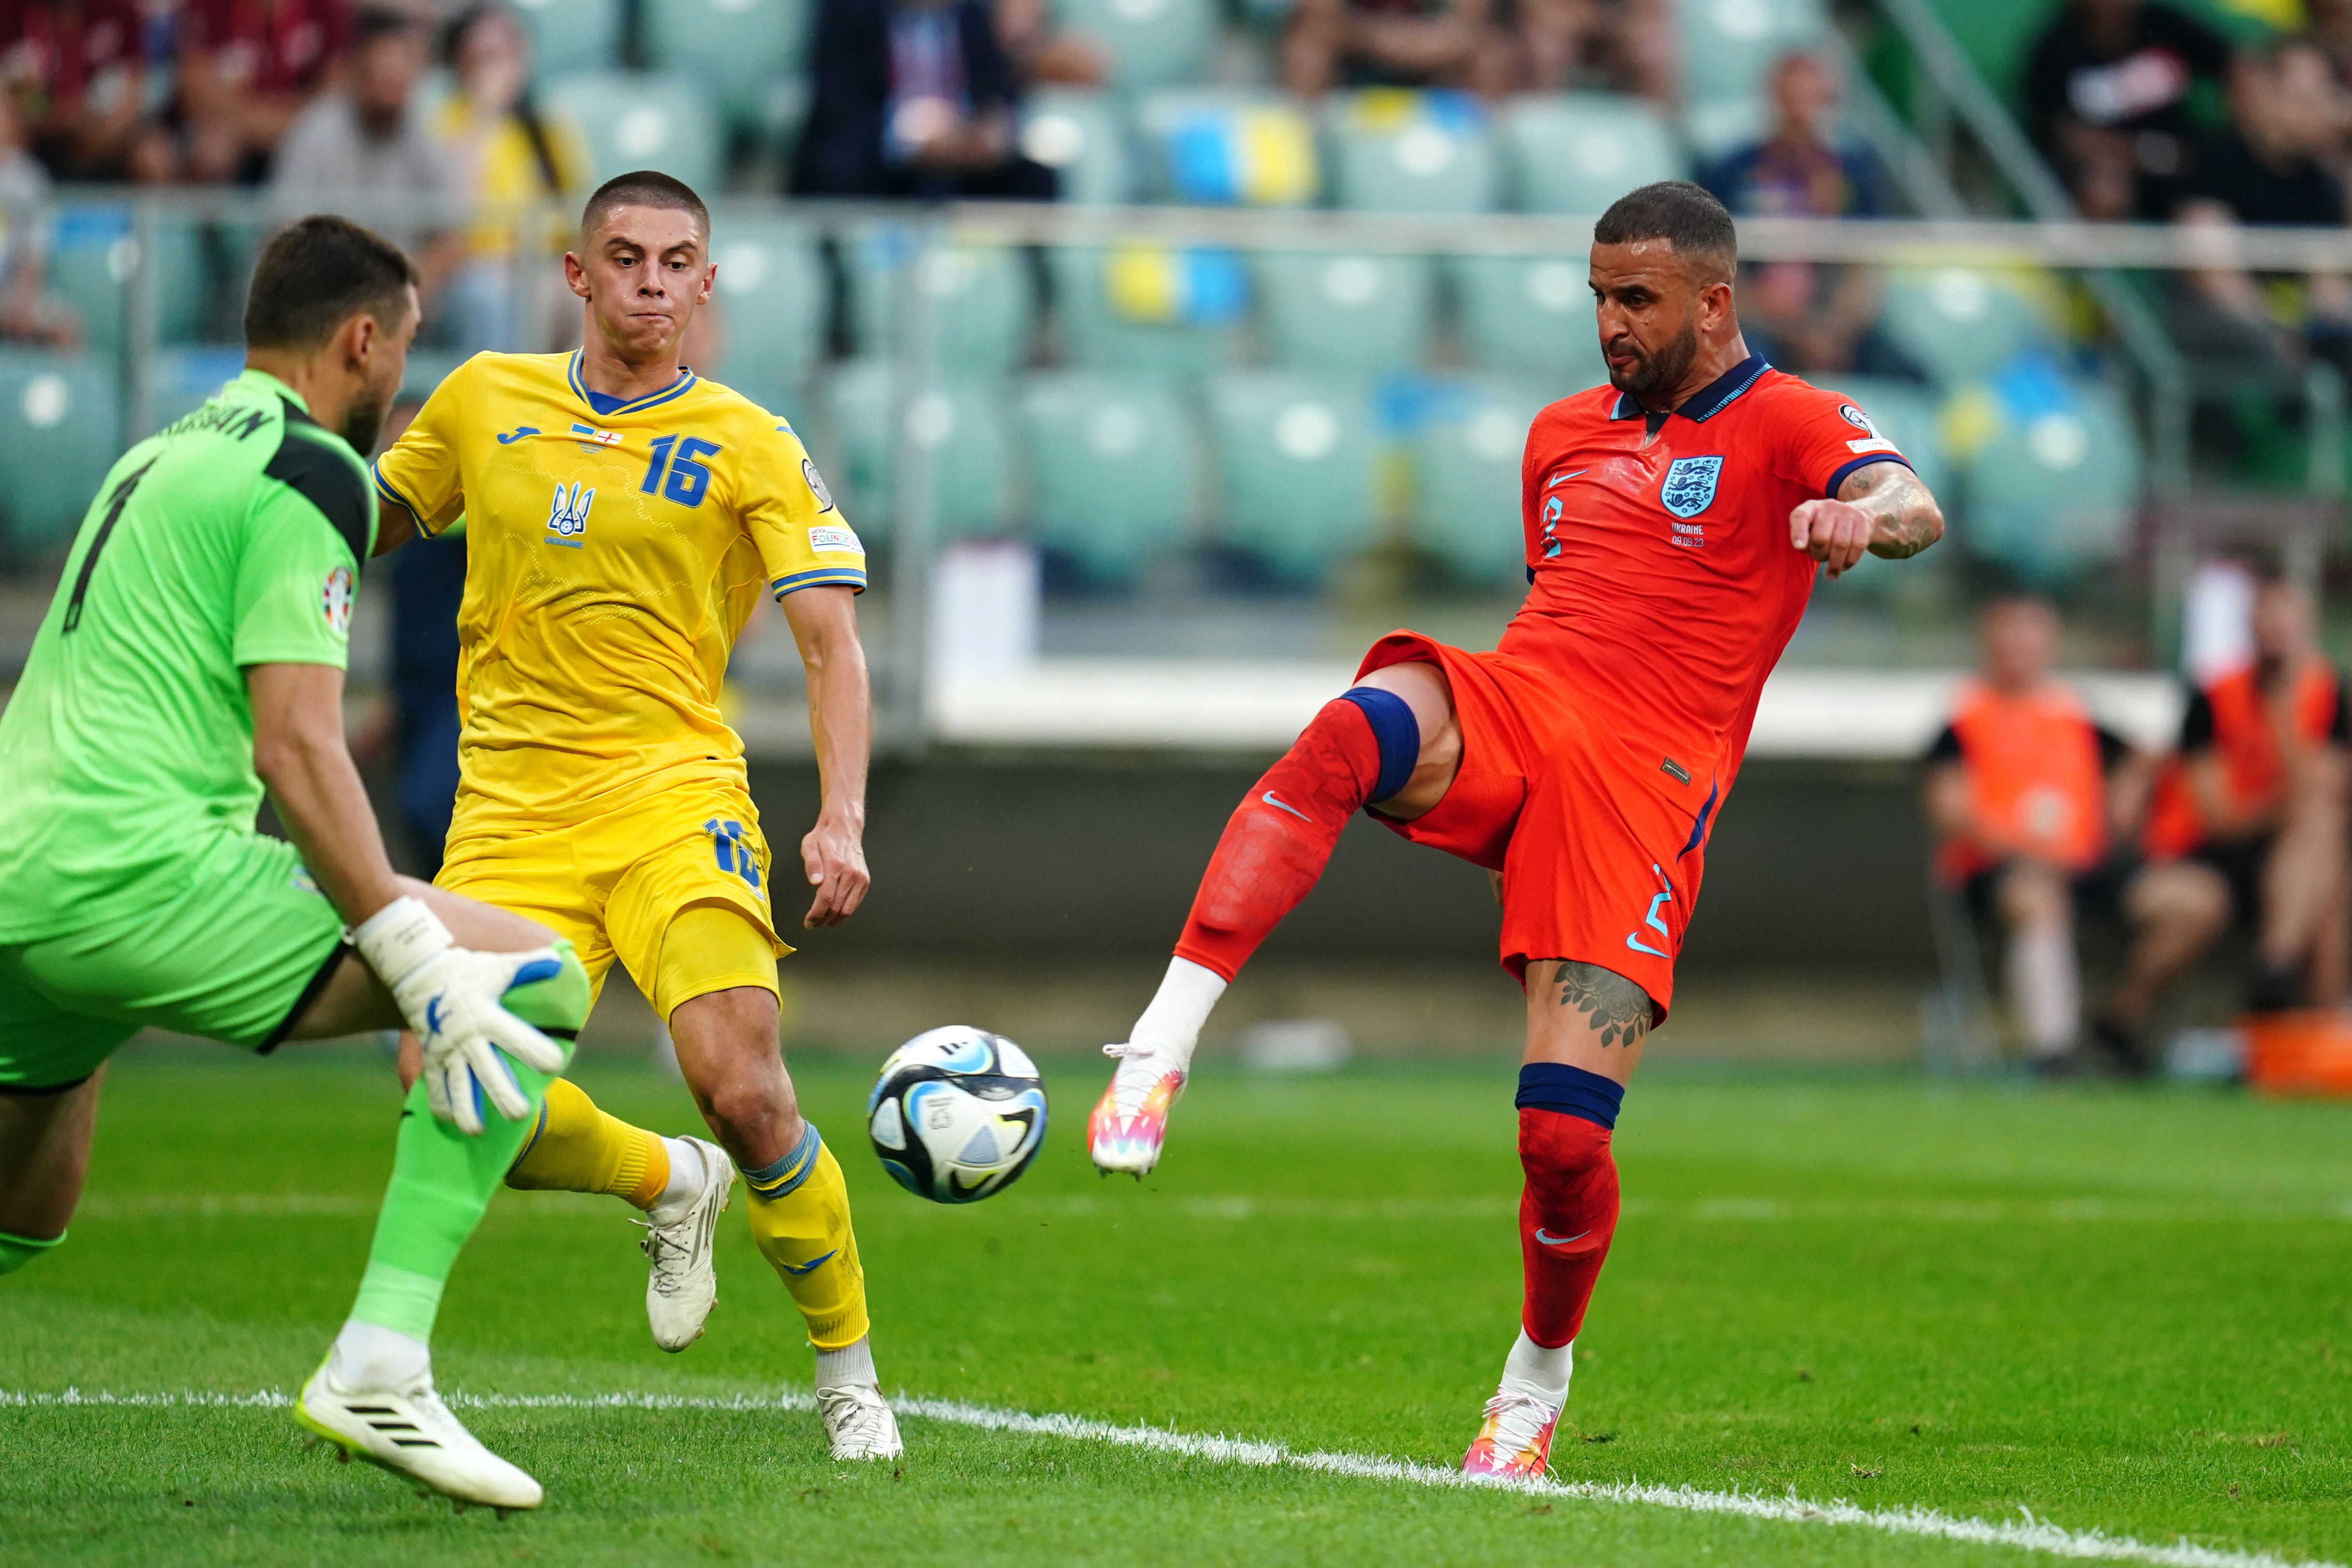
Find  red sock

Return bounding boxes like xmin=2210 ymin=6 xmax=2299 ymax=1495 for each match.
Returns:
xmin=1518 ymin=1108 xmax=1620 ymax=1348
xmin=1174 ymin=697 xmax=1383 ymax=980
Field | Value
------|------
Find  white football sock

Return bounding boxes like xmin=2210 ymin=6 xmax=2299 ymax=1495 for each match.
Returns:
xmin=1498 ymin=1329 xmax=1573 ymax=1407
xmin=646 ymin=1137 xmax=706 ymax=1225
xmin=2007 ymin=924 xmax=2080 ymax=1057
xmin=328 ymin=1320 xmax=430 ymax=1390
xmin=1127 ymin=956 xmax=1228 ymax=1068
xmin=815 ymin=1334 xmax=877 ymax=1390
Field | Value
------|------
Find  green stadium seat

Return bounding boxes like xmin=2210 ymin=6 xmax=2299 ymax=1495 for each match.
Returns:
xmin=1451 ymin=253 xmax=1610 ymax=386
xmin=1053 ymin=0 xmax=1215 ymax=90
xmin=1324 ymin=89 xmax=1500 ymax=214
xmin=850 ymin=229 xmax=1032 ymax=376
xmin=1879 ymin=267 xmax=2060 ymax=387
xmin=1672 ymin=0 xmax=1828 ymax=107
xmin=511 ymin=0 xmax=624 ymax=74
xmin=545 ymin=72 xmax=725 ymax=189
xmin=1018 ymin=89 xmax=1133 ymax=206
xmin=819 ymin=360 xmax=1013 ymax=545
xmin=1205 ymin=370 xmax=1380 ymax=583
xmin=1503 ymin=94 xmax=1686 ymax=215
xmin=1137 ymin=90 xmax=1319 ymax=207
xmin=1017 ymin=371 xmax=1200 ymax=584
xmin=1407 ymin=376 xmax=1553 ymax=588
xmin=0 ymin=350 xmax=122 ymax=555
xmin=1255 ymin=250 xmax=1436 ymax=376
xmin=1048 ymin=242 xmax=1247 ymax=376
xmin=1961 ymin=377 xmax=2142 ymax=587
xmin=136 ymin=345 xmax=244 ymax=441
xmin=644 ymin=0 xmax=809 ymax=131
xmin=707 ymin=221 xmax=828 ymax=412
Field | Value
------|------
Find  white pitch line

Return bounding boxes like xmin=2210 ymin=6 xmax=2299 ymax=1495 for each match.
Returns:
xmin=3 ymin=1388 xmax=2333 ymax=1568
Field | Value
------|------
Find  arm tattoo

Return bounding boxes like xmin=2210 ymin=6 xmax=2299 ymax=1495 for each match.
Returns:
xmin=1841 ymin=462 xmax=1943 ymax=561
xmin=1553 ymin=961 xmax=1654 ymax=1049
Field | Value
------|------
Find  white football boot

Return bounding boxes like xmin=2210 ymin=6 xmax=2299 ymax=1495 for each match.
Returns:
xmin=638 ymin=1136 xmax=734 ymax=1352
xmin=1087 ymin=1043 xmax=1187 ymax=1178
xmin=818 ymin=1382 xmax=904 ymax=1461
xmin=296 ymin=1358 xmax=543 ymax=1512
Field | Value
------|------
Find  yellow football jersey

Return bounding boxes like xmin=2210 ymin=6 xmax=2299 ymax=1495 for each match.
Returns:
xmin=373 ymin=349 xmax=864 ymax=824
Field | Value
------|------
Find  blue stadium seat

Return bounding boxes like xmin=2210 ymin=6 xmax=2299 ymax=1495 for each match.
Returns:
xmin=1451 ymin=253 xmax=1610 ymax=386
xmin=1137 ymin=90 xmax=1319 ymax=207
xmin=1018 ymin=371 xmax=1201 ymax=584
xmin=47 ymin=206 xmax=137 ymax=356
xmin=544 ymin=72 xmax=725 ymax=189
xmin=1879 ymin=268 xmax=2061 ymax=387
xmin=1960 ymin=375 xmax=2142 ymax=586
xmin=1324 ymin=89 xmax=1500 ymax=214
xmin=644 ymin=0 xmax=809 ymax=131
xmin=136 ymin=345 xmax=245 ymax=441
xmin=1205 ymin=371 xmax=1381 ymax=583
xmin=1672 ymin=0 xmax=1827 ymax=108
xmin=1048 ymin=242 xmax=1248 ymax=376
xmin=1019 ymin=89 xmax=1133 ymax=206
xmin=1255 ymin=250 xmax=1437 ymax=377
xmin=1407 ymin=376 xmax=1553 ymax=588
xmin=0 ymin=350 xmax=122 ymax=555
xmin=511 ymin=0 xmax=625 ymax=74
xmin=707 ymin=221 xmax=828 ymax=412
xmin=850 ymin=229 xmax=1032 ymax=376
xmin=1053 ymin=0 xmax=1216 ymax=90
xmin=820 ymin=360 xmax=1013 ymax=544
xmin=1503 ymin=94 xmax=1686 ymax=215
xmin=1818 ymin=375 xmax=1949 ymax=500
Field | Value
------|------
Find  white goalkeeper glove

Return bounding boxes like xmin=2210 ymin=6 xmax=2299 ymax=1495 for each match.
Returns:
xmin=354 ymin=896 xmax=569 ymax=1136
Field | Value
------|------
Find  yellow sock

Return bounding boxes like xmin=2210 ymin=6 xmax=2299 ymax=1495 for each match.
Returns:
xmin=504 ymin=1078 xmax=671 ymax=1210
xmin=742 ymin=1127 xmax=869 ymax=1349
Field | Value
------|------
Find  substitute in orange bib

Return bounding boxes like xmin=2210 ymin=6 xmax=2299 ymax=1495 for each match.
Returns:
xmin=1923 ymin=595 xmax=2149 ymax=1076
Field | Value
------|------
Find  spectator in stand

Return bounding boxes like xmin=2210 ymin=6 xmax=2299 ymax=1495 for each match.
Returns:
xmin=2170 ymin=36 xmax=2352 ymax=390
xmin=2022 ymin=0 xmax=2234 ymax=221
xmin=1282 ymin=0 xmax=1519 ymax=98
xmin=2099 ymin=576 xmax=2352 ymax=1062
xmin=1702 ymin=52 xmax=1920 ymax=382
xmin=180 ymin=0 xmax=352 ymax=183
xmin=2311 ymin=0 xmax=2352 ymax=103
xmin=1924 ymin=595 xmax=2151 ymax=1077
xmin=791 ymin=0 xmax=1057 ymax=200
xmin=432 ymin=1 xmax=586 ymax=352
xmin=0 ymin=91 xmax=78 ymax=345
xmin=0 ymin=0 xmax=160 ymax=179
xmin=993 ymin=0 xmax=1107 ymax=87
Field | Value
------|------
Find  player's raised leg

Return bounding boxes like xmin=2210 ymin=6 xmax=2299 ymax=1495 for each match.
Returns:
xmin=1090 ymin=662 xmax=1459 ymax=1175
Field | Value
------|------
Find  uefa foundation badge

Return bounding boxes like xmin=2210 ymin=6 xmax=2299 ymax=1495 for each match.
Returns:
xmin=321 ymin=565 xmax=354 ymax=635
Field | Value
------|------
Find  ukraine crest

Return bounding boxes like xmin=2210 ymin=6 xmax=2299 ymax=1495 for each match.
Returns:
xmin=546 ymin=480 xmax=594 ymax=539
xmin=1660 ymin=456 xmax=1723 ymax=519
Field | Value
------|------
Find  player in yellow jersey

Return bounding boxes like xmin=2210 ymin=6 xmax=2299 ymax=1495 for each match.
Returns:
xmin=368 ymin=171 xmax=897 ymax=1460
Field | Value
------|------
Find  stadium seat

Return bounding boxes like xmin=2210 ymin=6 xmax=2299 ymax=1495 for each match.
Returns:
xmin=849 ymin=229 xmax=1032 ymax=376
xmin=1019 ymin=88 xmax=1133 ymax=206
xmin=136 ymin=345 xmax=244 ymax=441
xmin=819 ymin=359 xmax=1013 ymax=544
xmin=1255 ymin=250 xmax=1436 ymax=376
xmin=1407 ymin=376 xmax=1554 ymax=588
xmin=1451 ymin=253 xmax=1610 ymax=387
xmin=1017 ymin=371 xmax=1201 ymax=584
xmin=1052 ymin=0 xmax=1216 ymax=90
xmin=1048 ymin=242 xmax=1248 ymax=376
xmin=0 ymin=350 xmax=121 ymax=554
xmin=1960 ymin=376 xmax=2142 ymax=586
xmin=1672 ymin=0 xmax=1828 ymax=108
xmin=46 ymin=206 xmax=136 ymax=357
xmin=644 ymin=0 xmax=809 ymax=132
xmin=1817 ymin=375 xmax=1950 ymax=500
xmin=1324 ymin=89 xmax=1500 ymax=214
xmin=401 ymin=350 xmax=470 ymax=406
xmin=1204 ymin=370 xmax=1381 ymax=582
xmin=1878 ymin=267 xmax=2061 ymax=387
xmin=1502 ymin=94 xmax=1686 ymax=215
xmin=1136 ymin=90 xmax=1319 ymax=207
xmin=544 ymin=72 xmax=725 ymax=189
xmin=707 ymin=221 xmax=828 ymax=411
xmin=510 ymin=0 xmax=625 ymax=74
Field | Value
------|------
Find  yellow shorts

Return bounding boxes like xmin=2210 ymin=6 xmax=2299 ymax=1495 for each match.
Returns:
xmin=437 ymin=784 xmax=789 ymax=1020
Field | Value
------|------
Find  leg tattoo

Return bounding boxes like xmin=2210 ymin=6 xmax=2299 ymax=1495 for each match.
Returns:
xmin=1552 ymin=962 xmax=1652 ymax=1049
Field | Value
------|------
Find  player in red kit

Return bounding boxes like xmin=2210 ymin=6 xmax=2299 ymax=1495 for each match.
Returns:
xmin=1084 ymin=182 xmax=1946 ymax=1477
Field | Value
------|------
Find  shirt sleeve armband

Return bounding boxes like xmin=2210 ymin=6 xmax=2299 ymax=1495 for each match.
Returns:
xmin=771 ymin=565 xmax=869 ymax=599
xmin=1824 ymin=451 xmax=1911 ymax=500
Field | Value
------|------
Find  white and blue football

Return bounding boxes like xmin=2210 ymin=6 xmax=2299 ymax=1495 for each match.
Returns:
xmin=867 ymin=1026 xmax=1047 ymax=1204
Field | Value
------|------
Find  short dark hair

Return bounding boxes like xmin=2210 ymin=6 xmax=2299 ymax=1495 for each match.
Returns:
xmin=353 ymin=4 xmax=419 ymax=45
xmin=1593 ymin=181 xmax=1738 ymax=280
xmin=580 ymin=170 xmax=710 ymax=243
xmin=243 ymin=215 xmax=418 ymax=350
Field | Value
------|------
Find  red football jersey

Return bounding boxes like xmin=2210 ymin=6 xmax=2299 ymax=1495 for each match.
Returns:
xmin=1506 ymin=355 xmax=1908 ymax=794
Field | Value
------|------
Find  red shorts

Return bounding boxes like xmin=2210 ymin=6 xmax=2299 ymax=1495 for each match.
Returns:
xmin=1357 ymin=633 xmax=1718 ymax=1017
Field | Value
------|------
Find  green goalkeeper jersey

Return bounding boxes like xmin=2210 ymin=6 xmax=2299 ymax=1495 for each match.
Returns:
xmin=0 ymin=369 xmax=375 ymax=943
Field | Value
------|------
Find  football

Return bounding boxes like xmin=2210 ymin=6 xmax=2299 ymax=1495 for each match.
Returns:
xmin=867 ymin=1026 xmax=1048 ymax=1203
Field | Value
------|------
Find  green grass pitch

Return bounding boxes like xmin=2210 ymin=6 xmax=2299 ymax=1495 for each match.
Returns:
xmin=6 ymin=1042 xmax=2352 ymax=1567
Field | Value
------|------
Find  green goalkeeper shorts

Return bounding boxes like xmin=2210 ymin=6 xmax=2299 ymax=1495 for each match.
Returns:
xmin=0 ymin=832 xmax=350 ymax=1092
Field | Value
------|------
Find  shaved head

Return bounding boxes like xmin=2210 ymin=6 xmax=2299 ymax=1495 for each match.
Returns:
xmin=580 ymin=169 xmax=709 ymax=245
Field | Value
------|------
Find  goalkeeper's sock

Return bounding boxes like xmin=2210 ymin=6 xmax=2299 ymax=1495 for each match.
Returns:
xmin=0 ymin=1228 xmax=64 ymax=1276
xmin=327 ymin=1318 xmax=430 ymax=1389
xmin=503 ymin=1077 xmax=670 ymax=1209
xmin=1515 ymin=1066 xmax=1624 ymax=1351
xmin=741 ymin=1123 xmax=870 ymax=1349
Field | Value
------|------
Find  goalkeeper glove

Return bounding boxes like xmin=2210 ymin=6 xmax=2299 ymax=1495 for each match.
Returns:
xmin=353 ymin=896 xmax=569 ymax=1136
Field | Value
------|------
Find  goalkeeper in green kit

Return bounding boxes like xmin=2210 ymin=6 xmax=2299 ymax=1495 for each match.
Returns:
xmin=0 ymin=216 xmax=590 ymax=1512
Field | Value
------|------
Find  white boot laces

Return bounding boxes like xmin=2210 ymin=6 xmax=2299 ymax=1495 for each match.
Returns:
xmin=1100 ymin=1042 xmax=1176 ymax=1118
xmin=1480 ymin=1392 xmax=1559 ymax=1462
